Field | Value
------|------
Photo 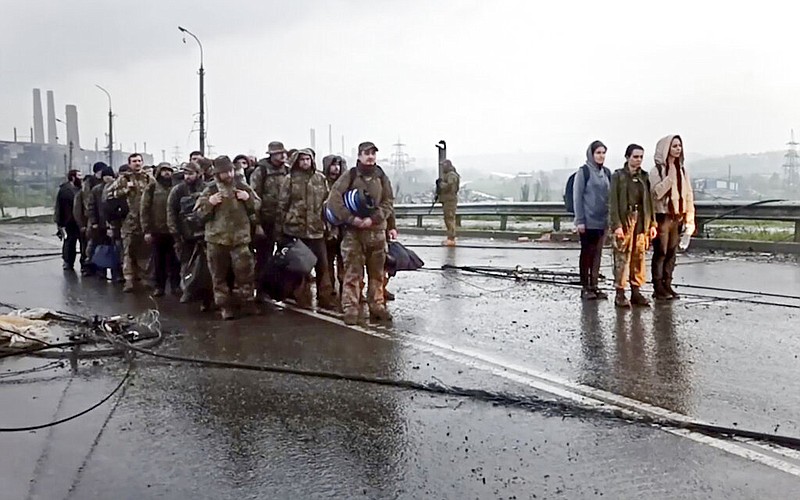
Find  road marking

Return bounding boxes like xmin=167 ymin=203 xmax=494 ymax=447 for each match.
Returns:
xmin=0 ymin=228 xmax=61 ymax=247
xmin=281 ymin=304 xmax=800 ymax=479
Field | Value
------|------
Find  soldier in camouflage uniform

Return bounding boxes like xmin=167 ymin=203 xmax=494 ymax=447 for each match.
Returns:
xmin=609 ymin=144 xmax=658 ymax=308
xmin=108 ymin=153 xmax=152 ymax=292
xmin=87 ymin=166 xmax=122 ymax=281
xmin=141 ymin=163 xmax=180 ymax=297
xmin=276 ymin=149 xmax=337 ymax=310
xmin=250 ymin=141 xmax=289 ymax=297
xmin=325 ymin=141 xmax=394 ymax=325
xmin=167 ymin=161 xmax=205 ymax=298
xmin=437 ymin=159 xmax=460 ymax=246
xmin=322 ymin=155 xmax=345 ymax=296
xmin=195 ymin=156 xmax=261 ymax=320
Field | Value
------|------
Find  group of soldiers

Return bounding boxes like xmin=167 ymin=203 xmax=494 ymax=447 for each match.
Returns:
xmin=54 ymin=141 xmax=460 ymax=324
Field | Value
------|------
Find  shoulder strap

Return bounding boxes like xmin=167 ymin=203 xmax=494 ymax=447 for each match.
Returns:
xmin=347 ymin=167 xmax=358 ymax=191
xmin=581 ymin=164 xmax=590 ymax=188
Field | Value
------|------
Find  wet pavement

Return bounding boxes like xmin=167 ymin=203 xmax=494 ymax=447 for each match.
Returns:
xmin=2 ymin=224 xmax=800 ymax=499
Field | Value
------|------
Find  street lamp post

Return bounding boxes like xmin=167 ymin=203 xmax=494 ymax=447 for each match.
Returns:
xmin=95 ymin=85 xmax=113 ymax=168
xmin=178 ymin=26 xmax=205 ymax=156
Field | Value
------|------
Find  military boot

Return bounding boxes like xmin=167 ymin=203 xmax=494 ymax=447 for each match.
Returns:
xmin=343 ymin=309 xmax=359 ymax=326
xmin=653 ymin=280 xmax=672 ymax=301
xmin=630 ymin=286 xmax=651 ymax=307
xmin=665 ymin=281 xmax=681 ymax=299
xmin=594 ymin=288 xmax=608 ymax=300
xmin=581 ymin=287 xmax=598 ymax=300
xmin=369 ymin=307 xmax=393 ymax=322
xmin=615 ymin=289 xmax=631 ymax=308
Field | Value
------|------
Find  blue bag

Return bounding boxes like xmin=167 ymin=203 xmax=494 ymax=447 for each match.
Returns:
xmin=92 ymin=244 xmax=120 ymax=269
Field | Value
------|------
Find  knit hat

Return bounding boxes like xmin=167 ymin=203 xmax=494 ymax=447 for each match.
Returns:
xmin=92 ymin=161 xmax=108 ymax=173
xmin=183 ymin=161 xmax=201 ymax=174
xmin=212 ymin=155 xmax=234 ymax=174
xmin=101 ymin=165 xmax=116 ymax=178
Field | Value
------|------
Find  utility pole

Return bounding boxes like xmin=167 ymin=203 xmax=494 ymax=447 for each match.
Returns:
xmin=341 ymin=136 xmax=345 ymax=156
xmin=96 ymin=85 xmax=113 ymax=168
xmin=179 ymin=26 xmax=205 ymax=156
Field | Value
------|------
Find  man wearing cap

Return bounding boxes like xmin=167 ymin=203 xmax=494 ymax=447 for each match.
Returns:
xmin=325 ymin=141 xmax=395 ymax=325
xmin=251 ymin=141 xmax=290 ymax=296
xmin=195 ymin=156 xmax=260 ymax=320
xmin=276 ymin=149 xmax=337 ymax=310
xmin=167 ymin=161 xmax=205 ymax=294
xmin=108 ymin=153 xmax=152 ymax=292
xmin=141 ymin=163 xmax=180 ymax=297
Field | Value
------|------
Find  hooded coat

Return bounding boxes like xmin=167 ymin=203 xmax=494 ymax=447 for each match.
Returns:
xmin=140 ymin=164 xmax=173 ymax=235
xmin=650 ymin=135 xmax=695 ymax=234
xmin=573 ymin=143 xmax=611 ymax=230
xmin=250 ymin=157 xmax=289 ymax=226
xmin=438 ymin=160 xmax=460 ymax=204
xmin=195 ymin=175 xmax=260 ymax=247
xmin=277 ymin=149 xmax=329 ymax=239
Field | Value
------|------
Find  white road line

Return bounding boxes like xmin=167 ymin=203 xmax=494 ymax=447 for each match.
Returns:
xmin=281 ymin=304 xmax=800 ymax=479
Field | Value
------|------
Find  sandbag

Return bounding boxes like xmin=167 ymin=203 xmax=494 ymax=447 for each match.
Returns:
xmin=92 ymin=244 xmax=120 ymax=270
xmin=385 ymin=241 xmax=425 ymax=277
xmin=182 ymin=243 xmax=212 ymax=300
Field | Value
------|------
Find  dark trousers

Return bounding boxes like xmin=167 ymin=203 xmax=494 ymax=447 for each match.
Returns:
xmin=579 ymin=229 xmax=605 ymax=289
xmin=254 ymin=221 xmax=277 ymax=289
xmin=652 ymin=214 xmax=681 ymax=286
xmin=62 ymin=223 xmax=81 ymax=267
xmin=292 ymin=237 xmax=334 ymax=307
xmin=325 ymin=236 xmax=343 ymax=296
xmin=151 ymin=233 xmax=181 ymax=292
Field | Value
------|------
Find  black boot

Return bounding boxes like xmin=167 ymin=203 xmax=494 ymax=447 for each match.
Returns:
xmin=653 ymin=280 xmax=672 ymax=301
xmin=665 ymin=281 xmax=681 ymax=299
xmin=630 ymin=286 xmax=651 ymax=307
xmin=614 ymin=289 xmax=631 ymax=308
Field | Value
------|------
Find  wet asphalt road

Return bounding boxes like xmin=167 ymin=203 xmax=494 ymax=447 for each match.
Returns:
xmin=2 ymin=224 xmax=800 ymax=499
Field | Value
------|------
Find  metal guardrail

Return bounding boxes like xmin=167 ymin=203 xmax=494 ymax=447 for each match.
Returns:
xmin=395 ymin=201 xmax=800 ymax=242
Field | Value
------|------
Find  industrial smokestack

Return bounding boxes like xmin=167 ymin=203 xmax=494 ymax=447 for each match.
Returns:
xmin=65 ymin=104 xmax=80 ymax=149
xmin=32 ymin=89 xmax=44 ymax=143
xmin=46 ymin=90 xmax=57 ymax=144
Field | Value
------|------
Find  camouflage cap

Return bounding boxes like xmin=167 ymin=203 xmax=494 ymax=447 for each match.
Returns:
xmin=212 ymin=155 xmax=234 ymax=174
xmin=197 ymin=157 xmax=213 ymax=172
xmin=267 ymin=141 xmax=287 ymax=154
xmin=358 ymin=141 xmax=379 ymax=154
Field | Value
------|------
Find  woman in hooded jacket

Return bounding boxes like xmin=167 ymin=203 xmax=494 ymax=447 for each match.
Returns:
xmin=649 ymin=135 xmax=695 ymax=300
xmin=573 ymin=140 xmax=611 ymax=300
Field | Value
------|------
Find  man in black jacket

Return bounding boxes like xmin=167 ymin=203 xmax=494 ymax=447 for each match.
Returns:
xmin=54 ymin=169 xmax=82 ymax=270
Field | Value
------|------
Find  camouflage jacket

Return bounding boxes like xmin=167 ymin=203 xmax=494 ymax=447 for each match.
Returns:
xmin=438 ymin=167 xmax=460 ymax=204
xmin=140 ymin=169 xmax=173 ymax=235
xmin=326 ymin=162 xmax=394 ymax=233
xmin=276 ymin=149 xmax=329 ymax=240
xmin=88 ymin=181 xmax=112 ymax=229
xmin=72 ymin=189 xmax=88 ymax=228
xmin=108 ymin=170 xmax=152 ymax=235
xmin=195 ymin=179 xmax=260 ymax=246
xmin=250 ymin=158 xmax=289 ymax=225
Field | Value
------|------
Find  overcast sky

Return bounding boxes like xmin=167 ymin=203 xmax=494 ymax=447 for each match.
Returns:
xmin=2 ymin=0 xmax=800 ymax=169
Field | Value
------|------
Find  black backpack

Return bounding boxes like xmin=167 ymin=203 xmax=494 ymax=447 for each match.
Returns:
xmin=179 ymin=192 xmax=204 ymax=240
xmin=104 ymin=196 xmax=129 ymax=223
xmin=564 ymin=165 xmax=611 ymax=214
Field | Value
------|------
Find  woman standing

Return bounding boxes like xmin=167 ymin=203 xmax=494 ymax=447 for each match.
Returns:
xmin=573 ymin=140 xmax=611 ymax=300
xmin=650 ymin=135 xmax=695 ymax=300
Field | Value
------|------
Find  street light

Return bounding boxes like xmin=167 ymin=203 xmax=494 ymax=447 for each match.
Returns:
xmin=178 ymin=26 xmax=205 ymax=156
xmin=95 ymin=84 xmax=113 ymax=168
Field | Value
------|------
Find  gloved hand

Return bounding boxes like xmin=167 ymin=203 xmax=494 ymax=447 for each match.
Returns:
xmin=435 ymin=178 xmax=443 ymax=193
xmin=56 ymin=227 xmax=65 ymax=241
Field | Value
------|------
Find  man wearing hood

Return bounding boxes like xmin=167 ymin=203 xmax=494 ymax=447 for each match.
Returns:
xmin=251 ymin=141 xmax=290 ymax=296
xmin=77 ymin=161 xmax=108 ymax=276
xmin=54 ymin=169 xmax=83 ymax=271
xmin=195 ymin=156 xmax=260 ymax=320
xmin=87 ymin=166 xmax=121 ymax=278
xmin=609 ymin=144 xmax=658 ymax=308
xmin=233 ymin=154 xmax=250 ymax=184
xmin=141 ymin=163 xmax=180 ymax=297
xmin=108 ymin=153 xmax=153 ymax=292
xmin=573 ymin=140 xmax=612 ymax=300
xmin=322 ymin=154 xmax=345 ymax=296
xmin=650 ymin=135 xmax=695 ymax=300
xmin=276 ymin=149 xmax=337 ymax=310
xmin=167 ymin=161 xmax=205 ymax=294
xmin=438 ymin=159 xmax=461 ymax=246
xmin=326 ymin=141 xmax=395 ymax=325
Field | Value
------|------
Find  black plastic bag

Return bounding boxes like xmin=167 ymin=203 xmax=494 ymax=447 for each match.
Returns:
xmin=182 ymin=243 xmax=212 ymax=300
xmin=386 ymin=241 xmax=425 ymax=277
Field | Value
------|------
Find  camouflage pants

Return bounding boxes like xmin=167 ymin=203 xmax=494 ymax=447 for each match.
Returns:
xmin=613 ymin=228 xmax=648 ymax=289
xmin=122 ymin=232 xmax=150 ymax=283
xmin=443 ymin=202 xmax=457 ymax=239
xmin=341 ymin=229 xmax=386 ymax=314
xmin=206 ymin=243 xmax=255 ymax=307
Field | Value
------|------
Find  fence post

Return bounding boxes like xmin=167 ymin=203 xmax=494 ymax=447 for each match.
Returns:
xmin=696 ymin=218 xmax=706 ymax=237
xmin=456 ymin=215 xmax=462 ymax=227
xmin=416 ymin=215 xmax=423 ymax=228
xmin=500 ymin=215 xmax=508 ymax=231
xmin=552 ymin=216 xmax=561 ymax=231
xmin=795 ymin=221 xmax=800 ymax=243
